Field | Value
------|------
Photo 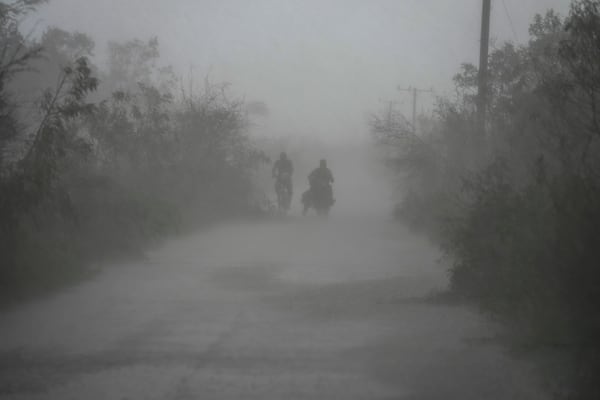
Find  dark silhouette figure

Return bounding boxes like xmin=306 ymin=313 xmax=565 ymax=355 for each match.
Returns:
xmin=272 ymin=152 xmax=294 ymax=211
xmin=302 ymin=159 xmax=335 ymax=215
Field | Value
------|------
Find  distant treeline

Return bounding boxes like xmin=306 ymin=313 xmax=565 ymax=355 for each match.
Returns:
xmin=0 ymin=1 xmax=267 ymax=300
xmin=373 ymin=1 xmax=600 ymax=399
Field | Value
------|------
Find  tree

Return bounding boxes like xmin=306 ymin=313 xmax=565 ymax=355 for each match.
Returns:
xmin=0 ymin=0 xmax=45 ymax=162
xmin=105 ymin=37 xmax=161 ymax=92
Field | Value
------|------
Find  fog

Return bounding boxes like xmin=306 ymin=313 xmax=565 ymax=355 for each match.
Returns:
xmin=2 ymin=0 xmax=596 ymax=399
xmin=30 ymin=0 xmax=569 ymax=141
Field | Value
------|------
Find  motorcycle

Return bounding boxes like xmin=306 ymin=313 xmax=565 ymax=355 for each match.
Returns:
xmin=302 ymin=180 xmax=334 ymax=216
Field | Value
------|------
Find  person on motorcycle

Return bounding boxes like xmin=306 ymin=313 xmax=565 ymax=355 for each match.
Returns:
xmin=303 ymin=159 xmax=334 ymax=214
xmin=272 ymin=152 xmax=294 ymax=205
xmin=309 ymin=159 xmax=334 ymax=188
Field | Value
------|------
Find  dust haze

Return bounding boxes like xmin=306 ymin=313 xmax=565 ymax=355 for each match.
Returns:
xmin=1 ymin=1 xmax=597 ymax=399
xmin=28 ymin=0 xmax=569 ymax=141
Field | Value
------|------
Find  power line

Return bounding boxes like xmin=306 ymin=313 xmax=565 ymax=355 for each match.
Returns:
xmin=501 ymin=0 xmax=519 ymax=42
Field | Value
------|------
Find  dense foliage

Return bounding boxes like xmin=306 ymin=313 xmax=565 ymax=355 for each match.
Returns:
xmin=373 ymin=1 xmax=600 ymax=398
xmin=0 ymin=2 xmax=266 ymax=300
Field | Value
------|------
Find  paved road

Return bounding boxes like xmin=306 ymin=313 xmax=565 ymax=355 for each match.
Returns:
xmin=0 ymin=216 xmax=545 ymax=399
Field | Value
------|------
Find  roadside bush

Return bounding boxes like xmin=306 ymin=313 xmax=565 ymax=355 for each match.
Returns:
xmin=374 ymin=2 xmax=600 ymax=398
xmin=0 ymin=3 xmax=266 ymax=300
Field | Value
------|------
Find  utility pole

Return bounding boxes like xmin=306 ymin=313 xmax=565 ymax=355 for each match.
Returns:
xmin=379 ymin=99 xmax=399 ymax=126
xmin=397 ymin=86 xmax=433 ymax=134
xmin=478 ymin=0 xmax=491 ymax=135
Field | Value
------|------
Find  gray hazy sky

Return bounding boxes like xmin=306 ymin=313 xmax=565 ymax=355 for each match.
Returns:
xmin=31 ymin=0 xmax=571 ymax=142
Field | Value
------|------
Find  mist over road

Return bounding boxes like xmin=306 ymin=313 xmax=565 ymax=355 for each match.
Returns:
xmin=0 ymin=211 xmax=544 ymax=399
xmin=0 ymin=144 xmax=541 ymax=399
xmin=0 ymin=0 xmax=593 ymax=396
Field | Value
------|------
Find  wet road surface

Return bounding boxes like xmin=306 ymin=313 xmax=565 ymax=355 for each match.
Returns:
xmin=0 ymin=216 xmax=545 ymax=399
